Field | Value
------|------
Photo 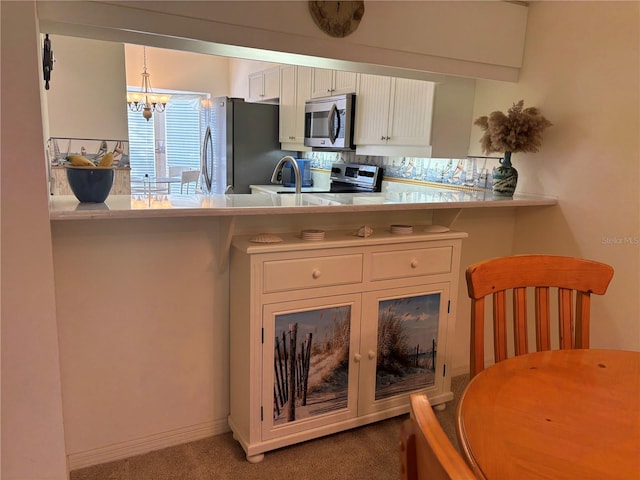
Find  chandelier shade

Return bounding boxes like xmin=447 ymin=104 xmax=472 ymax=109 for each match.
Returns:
xmin=127 ymin=47 xmax=169 ymax=121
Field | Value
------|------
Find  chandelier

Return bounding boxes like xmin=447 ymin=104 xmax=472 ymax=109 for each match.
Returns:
xmin=126 ymin=46 xmax=169 ymax=121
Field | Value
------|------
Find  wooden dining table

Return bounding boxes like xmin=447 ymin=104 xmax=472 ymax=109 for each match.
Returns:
xmin=456 ymin=349 xmax=640 ymax=480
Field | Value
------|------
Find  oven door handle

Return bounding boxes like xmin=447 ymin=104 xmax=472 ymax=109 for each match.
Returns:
xmin=328 ymin=103 xmax=340 ymax=144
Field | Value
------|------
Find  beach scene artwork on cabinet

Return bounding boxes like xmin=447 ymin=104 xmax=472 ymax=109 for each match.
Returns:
xmin=375 ymin=293 xmax=440 ymax=400
xmin=273 ymin=305 xmax=351 ymax=426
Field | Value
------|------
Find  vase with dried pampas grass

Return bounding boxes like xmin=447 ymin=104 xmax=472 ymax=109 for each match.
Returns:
xmin=474 ymin=100 xmax=552 ymax=196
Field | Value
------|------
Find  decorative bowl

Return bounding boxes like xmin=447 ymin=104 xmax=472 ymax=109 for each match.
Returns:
xmin=65 ymin=166 xmax=115 ymax=203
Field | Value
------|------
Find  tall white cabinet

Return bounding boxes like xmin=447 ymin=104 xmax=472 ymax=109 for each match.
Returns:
xmin=229 ymin=228 xmax=467 ymax=462
xmin=279 ymin=65 xmax=312 ymax=151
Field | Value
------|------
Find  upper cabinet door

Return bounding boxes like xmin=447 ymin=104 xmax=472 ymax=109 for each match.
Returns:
xmin=310 ymin=68 xmax=334 ymax=98
xmin=263 ymin=67 xmax=280 ymax=100
xmin=310 ymin=69 xmax=358 ymax=98
xmin=332 ymin=71 xmax=357 ymax=95
xmin=248 ymin=66 xmax=280 ymax=102
xmin=294 ymin=66 xmax=312 ymax=142
xmin=279 ymin=65 xmax=312 ymax=148
xmin=387 ymin=78 xmax=435 ymax=147
xmin=279 ymin=65 xmax=297 ymax=143
xmin=247 ymin=71 xmax=265 ymax=102
xmin=354 ymin=74 xmax=392 ymax=146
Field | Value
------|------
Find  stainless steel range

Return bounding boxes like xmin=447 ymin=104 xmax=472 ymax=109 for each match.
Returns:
xmin=329 ymin=163 xmax=383 ymax=193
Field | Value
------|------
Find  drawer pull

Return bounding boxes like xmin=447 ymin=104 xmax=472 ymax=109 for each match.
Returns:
xmin=312 ymin=269 xmax=322 ymax=279
xmin=410 ymin=259 xmax=419 ymax=268
xmin=368 ymin=350 xmax=376 ymax=360
xmin=354 ymin=353 xmax=362 ymax=362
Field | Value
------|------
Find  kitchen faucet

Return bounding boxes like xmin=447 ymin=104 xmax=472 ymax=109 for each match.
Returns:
xmin=270 ymin=155 xmax=302 ymax=194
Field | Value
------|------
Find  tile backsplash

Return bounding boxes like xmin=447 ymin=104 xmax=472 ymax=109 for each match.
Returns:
xmin=300 ymin=151 xmax=503 ymax=191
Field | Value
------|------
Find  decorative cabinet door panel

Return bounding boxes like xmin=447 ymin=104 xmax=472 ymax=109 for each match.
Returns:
xmin=311 ymin=68 xmax=334 ymax=98
xmin=279 ymin=65 xmax=312 ymax=146
xmin=354 ymin=74 xmax=392 ymax=145
xmin=310 ymin=69 xmax=357 ymax=98
xmin=248 ymin=66 xmax=280 ymax=102
xmin=332 ymin=71 xmax=357 ymax=95
xmin=294 ymin=67 xmax=312 ymax=141
xmin=248 ymin=71 xmax=264 ymax=102
xmin=388 ymin=78 xmax=435 ymax=147
xmin=263 ymin=67 xmax=280 ymax=100
xmin=358 ymin=283 xmax=451 ymax=415
xmin=262 ymin=294 xmax=361 ymax=440
xmin=279 ymin=65 xmax=297 ymax=143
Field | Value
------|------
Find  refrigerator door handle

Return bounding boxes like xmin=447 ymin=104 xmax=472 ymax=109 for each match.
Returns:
xmin=201 ymin=126 xmax=213 ymax=193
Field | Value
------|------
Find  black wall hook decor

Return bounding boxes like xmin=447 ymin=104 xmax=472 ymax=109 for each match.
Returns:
xmin=43 ymin=33 xmax=54 ymax=90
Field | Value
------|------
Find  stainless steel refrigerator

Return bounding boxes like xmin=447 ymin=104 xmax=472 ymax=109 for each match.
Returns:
xmin=201 ymin=97 xmax=294 ymax=194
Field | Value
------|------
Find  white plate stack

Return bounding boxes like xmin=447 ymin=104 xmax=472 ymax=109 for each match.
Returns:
xmin=390 ymin=224 xmax=413 ymax=235
xmin=301 ymin=229 xmax=325 ymax=241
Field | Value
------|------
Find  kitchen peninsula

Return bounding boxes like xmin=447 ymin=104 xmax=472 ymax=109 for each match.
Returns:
xmin=48 ymin=187 xmax=557 ymax=463
xmin=49 ymin=189 xmax=557 ymax=221
xmin=47 ymin=180 xmax=561 ymax=468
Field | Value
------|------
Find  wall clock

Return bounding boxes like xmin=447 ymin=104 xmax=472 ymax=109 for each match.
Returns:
xmin=308 ymin=1 xmax=365 ymax=38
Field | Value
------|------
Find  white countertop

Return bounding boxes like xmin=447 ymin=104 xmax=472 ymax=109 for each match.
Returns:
xmin=49 ymin=186 xmax=557 ymax=221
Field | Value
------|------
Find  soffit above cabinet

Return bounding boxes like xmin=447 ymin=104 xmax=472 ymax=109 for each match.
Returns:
xmin=38 ymin=1 xmax=528 ymax=82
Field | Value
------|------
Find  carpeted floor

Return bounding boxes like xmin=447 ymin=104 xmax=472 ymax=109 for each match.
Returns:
xmin=70 ymin=374 xmax=469 ymax=480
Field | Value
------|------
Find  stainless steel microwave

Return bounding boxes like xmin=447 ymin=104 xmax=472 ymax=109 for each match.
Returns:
xmin=304 ymin=93 xmax=356 ymax=150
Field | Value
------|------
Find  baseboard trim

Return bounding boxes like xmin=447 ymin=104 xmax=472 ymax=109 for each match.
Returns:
xmin=451 ymin=366 xmax=470 ymax=378
xmin=68 ymin=418 xmax=230 ymax=471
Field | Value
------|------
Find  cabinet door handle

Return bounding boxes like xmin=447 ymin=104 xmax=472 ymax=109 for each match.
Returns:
xmin=368 ymin=350 xmax=376 ymax=360
xmin=354 ymin=353 xmax=362 ymax=362
xmin=410 ymin=259 xmax=419 ymax=268
xmin=312 ymin=269 xmax=321 ymax=279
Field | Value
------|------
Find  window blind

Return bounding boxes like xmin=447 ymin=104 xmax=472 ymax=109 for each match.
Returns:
xmin=127 ymin=108 xmax=156 ymax=179
xmin=165 ymin=98 xmax=202 ymax=172
xmin=127 ymin=93 xmax=206 ymax=181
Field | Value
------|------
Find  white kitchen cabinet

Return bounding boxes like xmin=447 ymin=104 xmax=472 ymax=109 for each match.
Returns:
xmin=355 ymin=74 xmax=435 ymax=156
xmin=279 ymin=65 xmax=312 ymax=150
xmin=310 ymin=68 xmax=358 ymax=98
xmin=229 ymin=229 xmax=466 ymax=462
xmin=248 ymin=66 xmax=280 ymax=103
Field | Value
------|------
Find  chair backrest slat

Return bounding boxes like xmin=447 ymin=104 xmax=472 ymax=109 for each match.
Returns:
xmin=575 ymin=292 xmax=590 ymax=348
xmin=558 ymin=287 xmax=574 ymax=349
xmin=513 ymin=287 xmax=528 ymax=356
xmin=466 ymin=254 xmax=613 ymax=378
xmin=535 ymin=286 xmax=552 ymax=351
xmin=492 ymin=290 xmax=508 ymax=363
xmin=470 ymin=298 xmax=485 ymax=377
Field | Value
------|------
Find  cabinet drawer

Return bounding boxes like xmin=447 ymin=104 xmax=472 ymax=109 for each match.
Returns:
xmin=370 ymin=246 xmax=452 ymax=281
xmin=263 ymin=254 xmax=363 ymax=293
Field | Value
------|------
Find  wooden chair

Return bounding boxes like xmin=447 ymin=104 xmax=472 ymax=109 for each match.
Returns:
xmin=400 ymin=393 xmax=476 ymax=480
xmin=466 ymin=254 xmax=614 ymax=378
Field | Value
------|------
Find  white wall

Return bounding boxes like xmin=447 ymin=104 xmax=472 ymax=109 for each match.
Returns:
xmin=37 ymin=0 xmax=528 ymax=82
xmin=52 ymin=218 xmax=231 ymax=465
xmin=46 ymin=35 xmax=128 ymax=139
xmin=460 ymin=1 xmax=640 ymax=361
xmin=0 ymin=2 xmax=68 ymax=479
xmin=125 ymin=44 xmax=230 ymax=97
